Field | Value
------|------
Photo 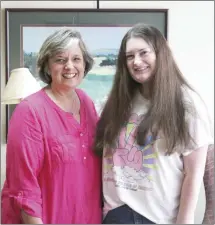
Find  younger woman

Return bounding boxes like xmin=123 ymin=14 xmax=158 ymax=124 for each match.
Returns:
xmin=94 ymin=23 xmax=213 ymax=224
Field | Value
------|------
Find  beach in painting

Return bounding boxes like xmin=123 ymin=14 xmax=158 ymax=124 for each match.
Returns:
xmin=23 ymin=26 xmax=131 ymax=112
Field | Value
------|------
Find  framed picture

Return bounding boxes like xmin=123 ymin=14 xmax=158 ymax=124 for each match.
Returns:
xmin=5 ymin=8 xmax=168 ymax=134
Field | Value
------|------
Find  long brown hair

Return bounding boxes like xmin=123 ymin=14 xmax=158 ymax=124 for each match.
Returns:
xmin=94 ymin=23 xmax=195 ymax=156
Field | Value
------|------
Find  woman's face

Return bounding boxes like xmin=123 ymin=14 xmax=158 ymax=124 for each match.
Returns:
xmin=125 ymin=37 xmax=156 ymax=84
xmin=48 ymin=39 xmax=85 ymax=90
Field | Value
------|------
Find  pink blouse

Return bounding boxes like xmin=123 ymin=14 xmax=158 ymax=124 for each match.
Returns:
xmin=1 ymin=88 xmax=102 ymax=224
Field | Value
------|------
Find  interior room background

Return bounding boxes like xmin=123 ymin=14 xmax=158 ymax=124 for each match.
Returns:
xmin=1 ymin=1 xmax=214 ymax=224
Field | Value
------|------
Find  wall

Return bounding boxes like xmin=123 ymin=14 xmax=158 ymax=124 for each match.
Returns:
xmin=1 ymin=1 xmax=214 ymax=223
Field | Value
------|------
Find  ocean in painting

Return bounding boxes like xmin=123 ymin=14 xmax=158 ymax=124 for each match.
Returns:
xmin=79 ymin=74 xmax=114 ymax=113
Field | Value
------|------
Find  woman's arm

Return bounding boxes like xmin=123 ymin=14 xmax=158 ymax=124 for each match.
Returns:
xmin=4 ymin=100 xmax=44 ymax=223
xmin=176 ymin=146 xmax=208 ymax=224
xmin=202 ymin=145 xmax=214 ymax=224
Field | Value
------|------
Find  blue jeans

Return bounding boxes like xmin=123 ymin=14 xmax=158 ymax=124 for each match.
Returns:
xmin=103 ymin=205 xmax=155 ymax=224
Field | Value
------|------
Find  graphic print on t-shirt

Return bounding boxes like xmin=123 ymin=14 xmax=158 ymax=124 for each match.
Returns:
xmin=104 ymin=113 xmax=159 ymax=191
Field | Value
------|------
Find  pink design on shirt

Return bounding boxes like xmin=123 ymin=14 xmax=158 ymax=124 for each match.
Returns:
xmin=112 ymin=114 xmax=144 ymax=172
xmin=107 ymin=113 xmax=158 ymax=177
xmin=113 ymin=126 xmax=143 ymax=172
xmin=103 ymin=113 xmax=158 ymax=192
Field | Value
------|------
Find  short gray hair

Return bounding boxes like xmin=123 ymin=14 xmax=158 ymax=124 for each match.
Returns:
xmin=37 ymin=27 xmax=94 ymax=84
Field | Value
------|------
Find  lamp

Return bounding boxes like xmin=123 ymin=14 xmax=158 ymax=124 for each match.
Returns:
xmin=1 ymin=68 xmax=41 ymax=104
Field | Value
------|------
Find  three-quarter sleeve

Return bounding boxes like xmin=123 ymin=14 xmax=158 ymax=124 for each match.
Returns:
xmin=3 ymin=100 xmax=44 ymax=220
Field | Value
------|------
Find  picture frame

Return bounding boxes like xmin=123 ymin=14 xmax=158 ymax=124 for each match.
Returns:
xmin=5 ymin=8 xmax=168 ymax=135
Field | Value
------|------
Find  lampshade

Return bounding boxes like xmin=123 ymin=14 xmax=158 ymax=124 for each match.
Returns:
xmin=1 ymin=68 xmax=41 ymax=104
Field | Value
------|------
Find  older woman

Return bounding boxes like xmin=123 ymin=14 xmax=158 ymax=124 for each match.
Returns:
xmin=1 ymin=28 xmax=102 ymax=224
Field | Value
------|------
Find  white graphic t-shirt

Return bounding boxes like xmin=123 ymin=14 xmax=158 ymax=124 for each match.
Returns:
xmin=102 ymin=89 xmax=213 ymax=224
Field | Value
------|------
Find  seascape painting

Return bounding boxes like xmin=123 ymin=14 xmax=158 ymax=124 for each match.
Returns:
xmin=22 ymin=26 xmax=131 ymax=112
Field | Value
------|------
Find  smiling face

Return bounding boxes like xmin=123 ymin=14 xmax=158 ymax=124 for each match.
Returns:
xmin=126 ymin=37 xmax=156 ymax=84
xmin=48 ymin=39 xmax=85 ymax=90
